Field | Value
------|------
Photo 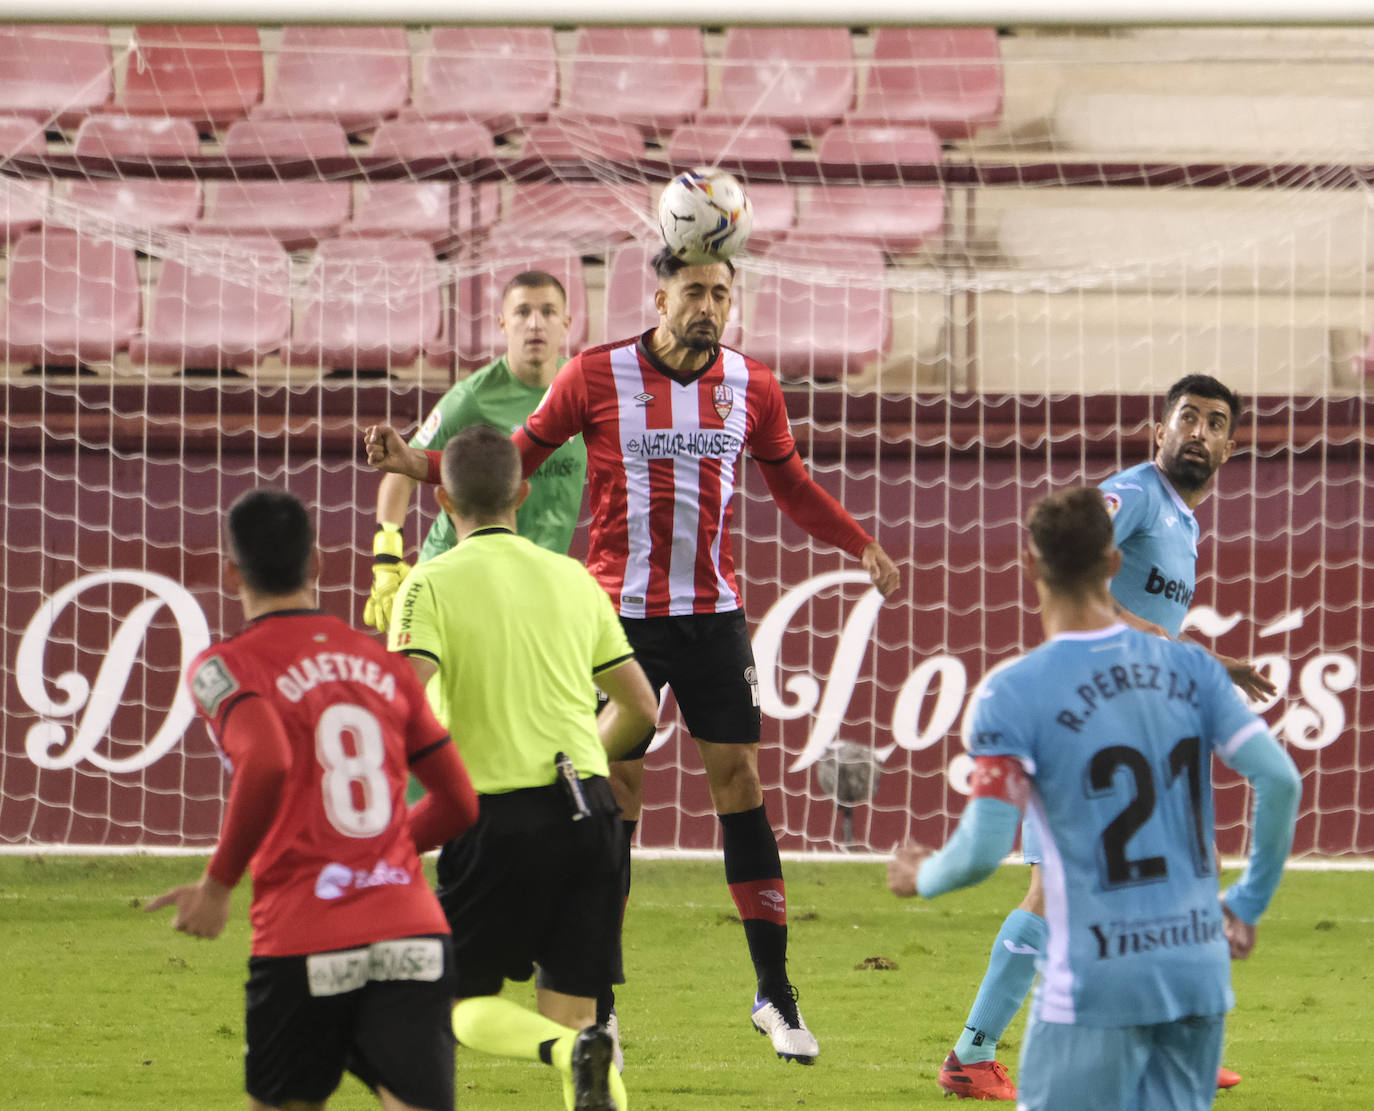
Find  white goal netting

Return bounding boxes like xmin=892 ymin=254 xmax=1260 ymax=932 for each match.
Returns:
xmin=1 ymin=23 xmax=1370 ymax=858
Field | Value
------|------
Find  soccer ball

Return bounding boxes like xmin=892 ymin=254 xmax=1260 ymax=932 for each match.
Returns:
xmin=657 ymin=169 xmax=753 ymax=265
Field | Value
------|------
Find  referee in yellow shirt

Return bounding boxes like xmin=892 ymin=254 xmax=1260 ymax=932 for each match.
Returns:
xmin=388 ymin=424 xmax=657 ymax=1111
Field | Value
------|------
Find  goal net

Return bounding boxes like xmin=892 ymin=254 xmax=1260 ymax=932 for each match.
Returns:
xmin=1 ymin=22 xmax=1369 ymax=859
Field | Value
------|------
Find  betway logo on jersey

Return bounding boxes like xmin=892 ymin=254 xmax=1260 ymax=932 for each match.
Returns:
xmin=1088 ymin=906 xmax=1224 ymax=960
xmin=1145 ymin=566 xmax=1193 ymax=607
xmin=625 ymin=430 xmax=744 ymax=460
xmin=314 ymin=860 xmax=412 ymax=900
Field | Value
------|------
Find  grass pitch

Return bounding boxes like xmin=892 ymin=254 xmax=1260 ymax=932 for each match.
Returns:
xmin=1 ymin=855 xmax=1368 ymax=1109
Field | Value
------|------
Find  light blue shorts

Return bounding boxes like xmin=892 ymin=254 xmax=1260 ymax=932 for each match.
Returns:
xmin=1016 ymin=1013 xmax=1226 ymax=1111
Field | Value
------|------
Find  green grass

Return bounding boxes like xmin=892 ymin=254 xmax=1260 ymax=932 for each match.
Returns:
xmin=1 ymin=855 xmax=1368 ymax=1109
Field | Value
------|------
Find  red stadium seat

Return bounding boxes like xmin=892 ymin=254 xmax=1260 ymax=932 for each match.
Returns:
xmin=849 ymin=28 xmax=1003 ymax=140
xmin=347 ymin=119 xmax=498 ymax=246
xmin=67 ymin=115 xmax=202 ymax=230
xmin=665 ymin=122 xmax=796 ymax=241
xmin=501 ymin=184 xmax=651 ymax=251
xmin=603 ymin=241 xmax=742 ymax=347
xmin=745 ymin=239 xmax=890 ymax=380
xmin=0 ymin=228 xmax=140 ymax=367
xmin=704 ymin=29 xmax=854 ymax=137
xmin=119 ymin=25 xmax=263 ymax=130
xmin=0 ymin=116 xmax=49 ymax=242
xmin=565 ymin=28 xmax=705 ymax=135
xmin=0 ymin=25 xmax=112 ymax=127
xmin=520 ymin=115 xmax=645 ymax=162
xmin=410 ymin=28 xmax=556 ymax=133
xmin=129 ymin=235 xmax=290 ymax=372
xmin=799 ymin=124 xmax=944 ymax=251
xmin=201 ymin=119 xmax=350 ymax=247
xmin=253 ymin=27 xmax=411 ymax=133
xmin=449 ymin=243 xmax=587 ymax=367
xmin=288 ymin=238 xmax=442 ymax=372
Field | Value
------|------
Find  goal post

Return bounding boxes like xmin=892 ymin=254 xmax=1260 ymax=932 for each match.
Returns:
xmin=0 ymin=20 xmax=1370 ymax=859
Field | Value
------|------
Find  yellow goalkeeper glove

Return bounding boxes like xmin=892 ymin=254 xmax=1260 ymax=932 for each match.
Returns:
xmin=364 ymin=525 xmax=410 ymax=632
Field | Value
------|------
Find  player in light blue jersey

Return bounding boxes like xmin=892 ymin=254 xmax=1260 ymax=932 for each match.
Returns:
xmin=890 ymin=487 xmax=1300 ymax=1111
xmin=935 ymin=376 xmax=1277 ymax=1100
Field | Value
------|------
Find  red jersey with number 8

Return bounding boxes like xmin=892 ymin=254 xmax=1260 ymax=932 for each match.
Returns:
xmin=187 ymin=611 xmax=451 ymax=957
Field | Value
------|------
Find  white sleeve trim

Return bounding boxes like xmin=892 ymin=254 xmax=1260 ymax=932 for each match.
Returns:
xmin=1217 ymin=719 xmax=1269 ymax=763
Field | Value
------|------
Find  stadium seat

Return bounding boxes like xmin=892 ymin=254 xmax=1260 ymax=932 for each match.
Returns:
xmin=287 ymin=237 xmax=441 ymax=372
xmin=201 ymin=119 xmax=351 ymax=247
xmin=347 ymin=119 xmax=498 ymax=247
xmin=119 ymin=25 xmax=263 ymax=130
xmin=799 ymin=124 xmax=944 ymax=252
xmin=501 ymin=183 xmax=651 ymax=251
xmin=129 ymin=235 xmax=290 ymax=372
xmin=520 ymin=115 xmax=645 ymax=162
xmin=848 ymin=27 xmax=1004 ymax=140
xmin=253 ymin=26 xmax=410 ymax=133
xmin=449 ymin=244 xmax=587 ymax=366
xmin=0 ymin=116 xmax=49 ymax=242
xmin=704 ymin=29 xmax=854 ymax=137
xmin=565 ymin=28 xmax=705 ymax=135
xmin=66 ymin=115 xmax=202 ymax=230
xmin=0 ymin=228 xmax=141 ymax=367
xmin=0 ymin=25 xmax=112 ymax=127
xmin=603 ymin=241 xmax=743 ymax=347
xmin=410 ymin=28 xmax=557 ymax=133
xmin=745 ymin=239 xmax=890 ymax=379
xmin=665 ymin=122 xmax=797 ymax=241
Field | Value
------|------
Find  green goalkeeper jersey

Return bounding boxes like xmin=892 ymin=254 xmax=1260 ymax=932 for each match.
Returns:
xmin=409 ymin=355 xmax=587 ymax=560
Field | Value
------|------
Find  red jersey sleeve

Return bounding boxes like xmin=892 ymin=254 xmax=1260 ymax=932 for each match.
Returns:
xmin=744 ymin=365 xmax=798 ymax=464
xmin=205 ymin=695 xmax=291 ymax=889
xmin=517 ymin=357 xmax=589 ymax=478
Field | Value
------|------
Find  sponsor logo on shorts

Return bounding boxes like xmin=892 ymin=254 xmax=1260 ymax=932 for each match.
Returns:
xmin=306 ymin=938 xmax=445 ymax=997
xmin=313 ymin=860 xmax=413 ymax=901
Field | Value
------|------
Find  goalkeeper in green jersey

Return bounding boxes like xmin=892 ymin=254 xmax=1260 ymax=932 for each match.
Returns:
xmin=365 ymin=270 xmax=588 ymax=631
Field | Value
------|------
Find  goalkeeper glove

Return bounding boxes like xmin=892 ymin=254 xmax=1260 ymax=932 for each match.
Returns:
xmin=364 ymin=525 xmax=410 ymax=632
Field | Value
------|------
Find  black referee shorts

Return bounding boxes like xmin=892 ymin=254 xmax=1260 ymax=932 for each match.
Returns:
xmin=244 ymin=934 xmax=455 ymax=1111
xmin=617 ymin=608 xmax=762 ymax=759
xmin=436 ymin=775 xmax=624 ymax=1000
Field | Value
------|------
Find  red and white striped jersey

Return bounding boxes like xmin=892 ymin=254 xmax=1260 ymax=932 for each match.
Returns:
xmin=523 ymin=334 xmax=796 ymax=618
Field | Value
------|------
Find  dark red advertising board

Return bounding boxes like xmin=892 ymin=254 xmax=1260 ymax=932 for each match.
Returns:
xmin=2 ymin=386 xmax=1369 ymax=857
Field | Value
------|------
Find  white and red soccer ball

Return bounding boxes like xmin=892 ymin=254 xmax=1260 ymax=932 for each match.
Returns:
xmin=657 ymin=168 xmax=753 ymax=265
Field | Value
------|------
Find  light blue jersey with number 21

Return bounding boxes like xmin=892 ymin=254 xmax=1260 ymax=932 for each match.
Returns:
xmin=966 ymin=624 xmax=1268 ymax=1027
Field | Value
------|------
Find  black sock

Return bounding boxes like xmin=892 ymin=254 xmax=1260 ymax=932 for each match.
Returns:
xmin=720 ymin=804 xmax=789 ymax=998
xmin=596 ymin=817 xmax=638 ymax=1026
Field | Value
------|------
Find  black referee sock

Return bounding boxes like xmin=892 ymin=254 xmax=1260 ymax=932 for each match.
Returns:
xmin=720 ymin=804 xmax=790 ymax=1000
xmin=595 ymin=817 xmax=638 ymax=1026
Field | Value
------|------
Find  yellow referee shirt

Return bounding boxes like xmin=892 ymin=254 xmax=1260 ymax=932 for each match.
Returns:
xmin=388 ymin=526 xmax=634 ymax=794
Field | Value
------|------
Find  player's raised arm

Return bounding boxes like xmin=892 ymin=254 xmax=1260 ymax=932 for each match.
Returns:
xmin=363 ymin=424 xmax=430 ymax=482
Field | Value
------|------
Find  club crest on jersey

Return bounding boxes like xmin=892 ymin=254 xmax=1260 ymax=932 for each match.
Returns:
xmin=1102 ymin=492 xmax=1122 ymax=518
xmin=712 ymin=384 xmax=734 ymax=420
